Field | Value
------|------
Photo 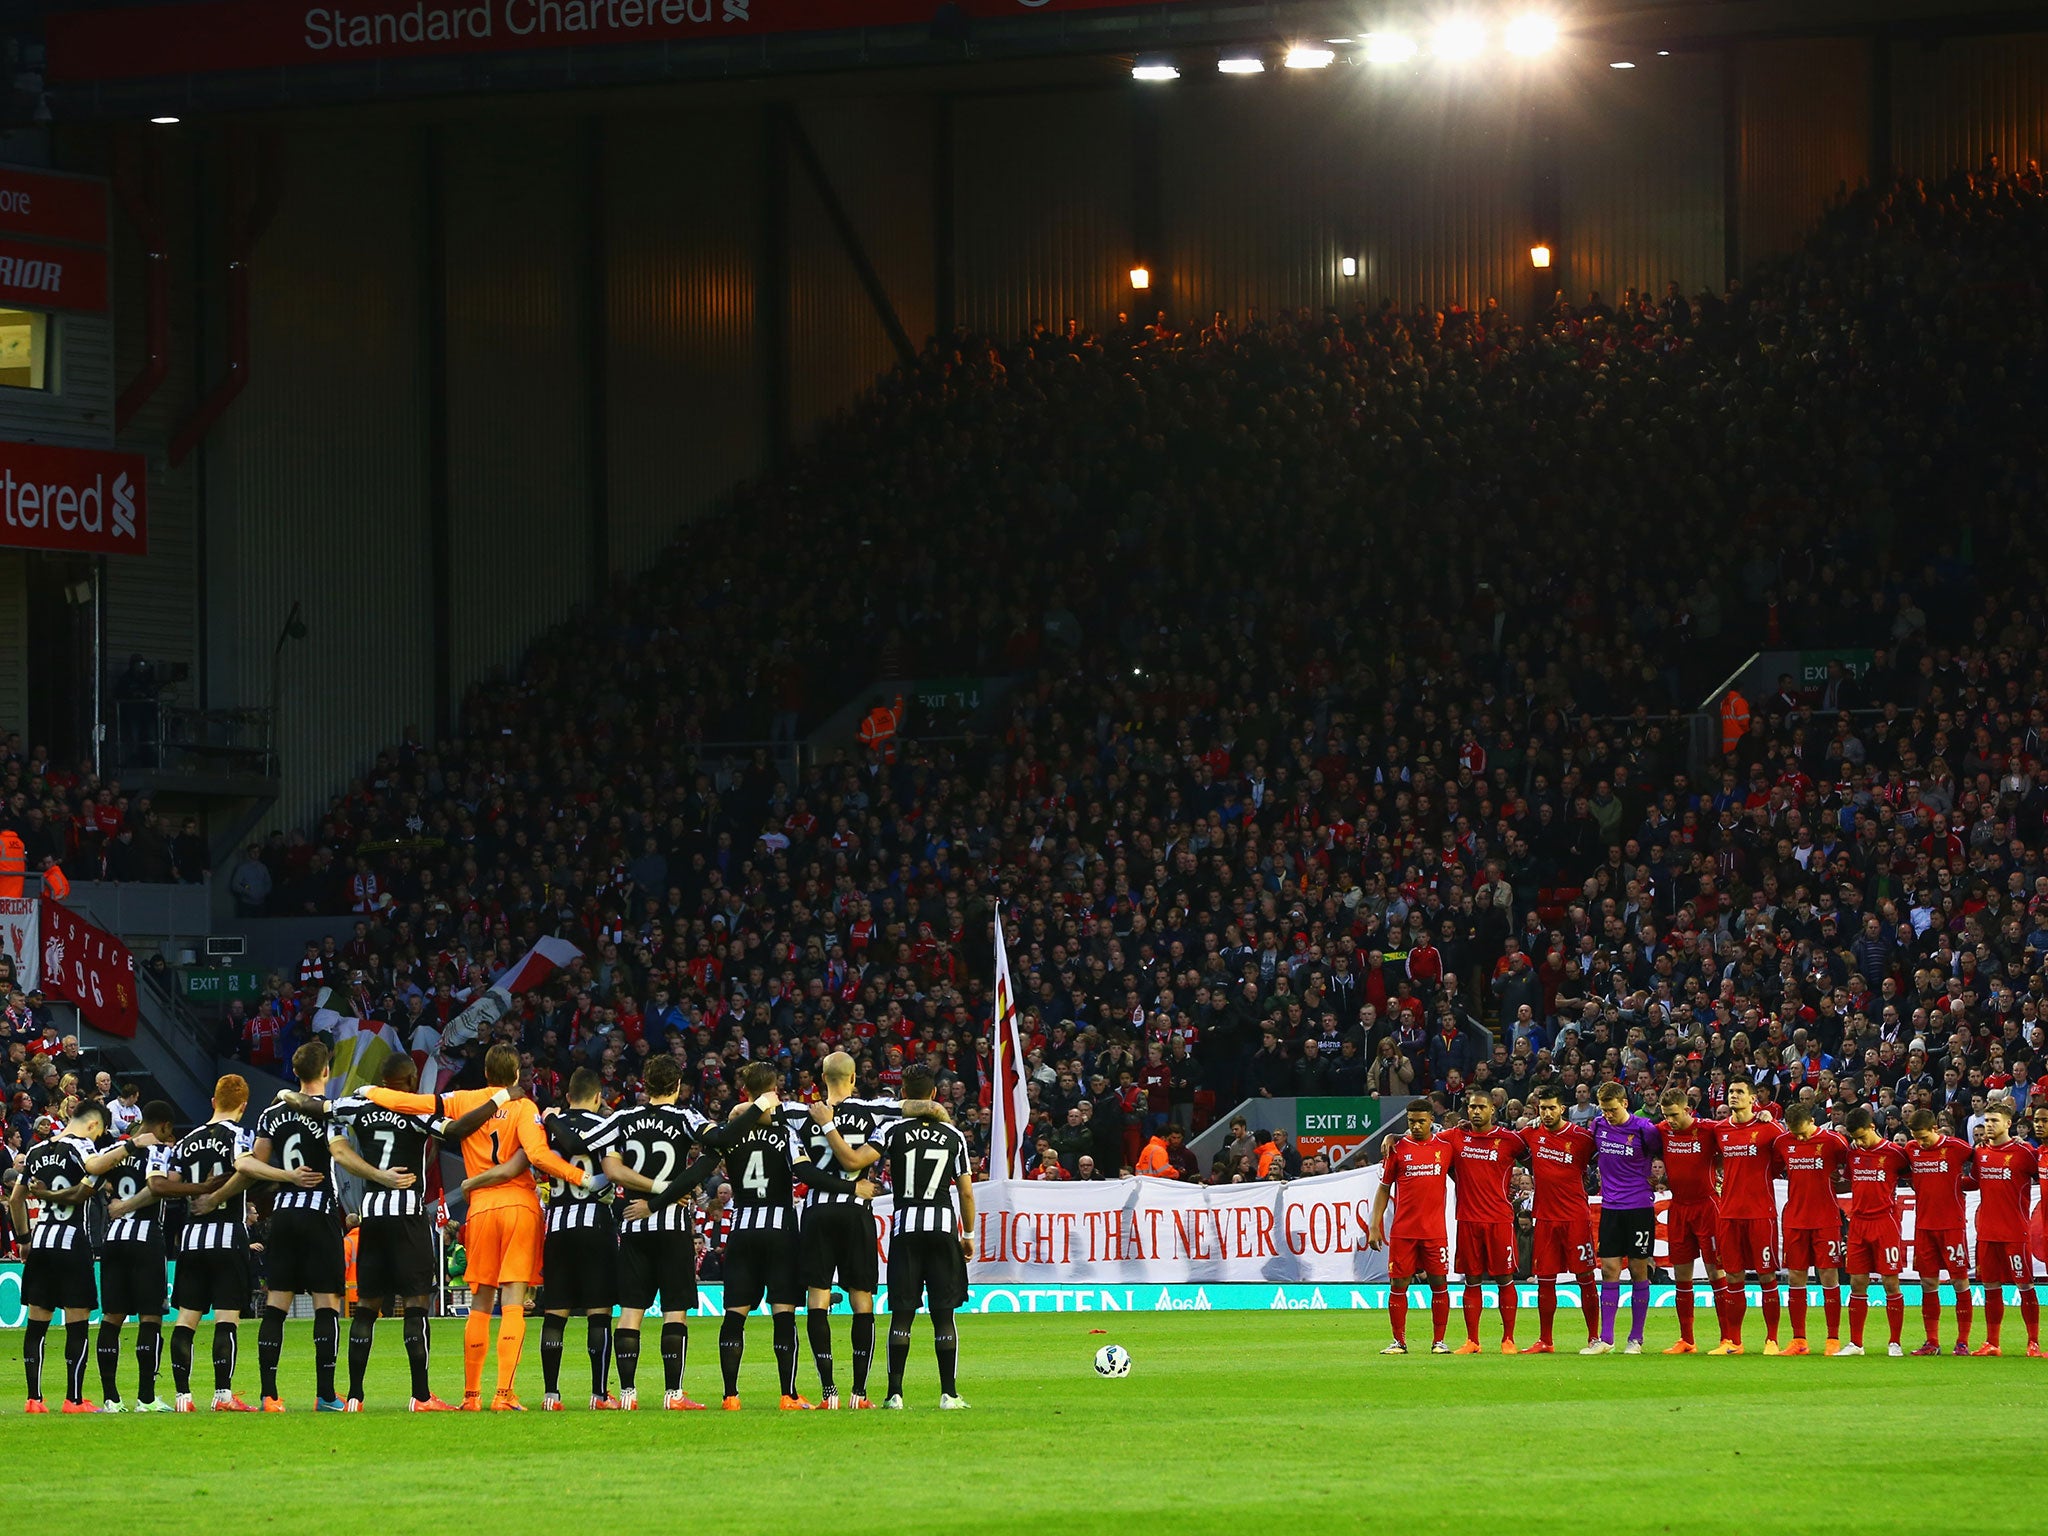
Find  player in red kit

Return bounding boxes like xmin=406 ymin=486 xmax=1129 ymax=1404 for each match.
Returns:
xmin=1968 ymin=1103 xmax=2040 ymax=1356
xmin=1708 ymin=1080 xmax=1786 ymax=1355
xmin=1776 ymin=1102 xmax=1849 ymax=1354
xmin=1904 ymin=1107 xmax=1975 ymax=1355
xmin=1839 ymin=1107 xmax=1909 ymax=1355
xmin=1656 ymin=1087 xmax=1727 ymax=1354
xmin=2031 ymin=1103 xmax=2048 ymax=1278
xmin=1517 ymin=1085 xmax=1599 ymax=1353
xmin=1442 ymin=1090 xmax=1526 ymax=1353
xmin=1369 ymin=1101 xmax=1455 ymax=1355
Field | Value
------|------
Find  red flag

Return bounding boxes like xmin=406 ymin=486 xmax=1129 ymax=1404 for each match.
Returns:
xmin=39 ymin=897 xmax=139 ymax=1037
xmin=988 ymin=906 xmax=1030 ymax=1182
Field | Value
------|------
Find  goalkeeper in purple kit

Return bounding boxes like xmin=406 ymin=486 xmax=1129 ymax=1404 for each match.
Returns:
xmin=1585 ymin=1082 xmax=1661 ymax=1355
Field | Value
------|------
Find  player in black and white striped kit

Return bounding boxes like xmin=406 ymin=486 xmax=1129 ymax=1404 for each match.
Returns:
xmin=94 ymin=1098 xmax=181 ymax=1412
xmin=154 ymin=1075 xmax=257 ymax=1410
xmin=7 ymin=1100 xmax=144 ymax=1412
xmin=241 ymin=1040 xmax=416 ymax=1411
xmin=823 ymin=1064 xmax=976 ymax=1409
xmin=327 ymin=1053 xmax=502 ymax=1411
xmin=603 ymin=1053 xmax=754 ymax=1410
xmin=535 ymin=1068 xmax=623 ymax=1411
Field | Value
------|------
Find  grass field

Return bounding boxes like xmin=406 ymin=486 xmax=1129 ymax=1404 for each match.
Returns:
xmin=6 ymin=1310 xmax=2046 ymax=1533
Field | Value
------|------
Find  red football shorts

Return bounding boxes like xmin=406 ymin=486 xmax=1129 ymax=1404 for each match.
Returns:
xmin=1666 ymin=1201 xmax=1720 ymax=1268
xmin=1531 ymin=1217 xmax=1594 ymax=1278
xmin=1455 ymin=1220 xmax=1515 ymax=1278
xmin=1385 ymin=1235 xmax=1450 ymax=1280
xmin=2032 ymin=1208 xmax=2047 ymax=1266
xmin=1977 ymin=1241 xmax=2029 ymax=1288
xmin=1914 ymin=1227 xmax=1968 ymax=1279
xmin=1844 ymin=1219 xmax=1905 ymax=1276
xmin=1716 ymin=1215 xmax=1777 ymax=1275
xmin=1782 ymin=1225 xmax=1846 ymax=1272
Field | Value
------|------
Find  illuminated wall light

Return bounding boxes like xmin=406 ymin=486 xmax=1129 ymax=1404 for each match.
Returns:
xmin=1285 ymin=45 xmax=1336 ymax=69
xmin=1217 ymin=55 xmax=1265 ymax=74
xmin=1529 ymin=244 xmax=1552 ymax=269
xmin=1131 ymin=62 xmax=1180 ymax=81
xmin=1431 ymin=19 xmax=1486 ymax=61
xmin=1502 ymin=14 xmax=1558 ymax=57
xmin=1129 ymin=265 xmax=1152 ymax=290
xmin=1609 ymin=60 xmax=1636 ymax=69
xmin=1340 ymin=256 xmax=1358 ymax=278
xmin=1362 ymin=32 xmax=1418 ymax=64
xmin=149 ymin=115 xmax=180 ymax=124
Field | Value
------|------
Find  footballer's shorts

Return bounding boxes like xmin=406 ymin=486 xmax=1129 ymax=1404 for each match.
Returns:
xmin=885 ymin=1229 xmax=970 ymax=1312
xmin=1782 ymin=1224 xmax=1846 ymax=1273
xmin=801 ymin=1202 xmax=880 ymax=1294
xmin=723 ymin=1227 xmax=802 ymax=1312
xmin=466 ymin=1204 xmax=544 ymax=1289
xmin=1845 ymin=1219 xmax=1905 ymax=1276
xmin=1455 ymin=1220 xmax=1515 ymax=1278
xmin=99 ymin=1242 xmax=168 ymax=1317
xmin=1914 ymin=1227 xmax=1968 ymax=1279
xmin=21 ymin=1246 xmax=97 ymax=1312
xmin=2032 ymin=1209 xmax=2047 ymax=1267
xmin=173 ymin=1244 xmax=253 ymax=1314
xmin=618 ymin=1229 xmax=699 ymax=1314
xmin=1666 ymin=1201 xmax=1720 ymax=1268
xmin=1384 ymin=1235 xmax=1450 ymax=1280
xmin=266 ymin=1208 xmax=347 ymax=1296
xmin=1977 ymin=1240 xmax=2030 ymax=1288
xmin=1598 ymin=1207 xmax=1657 ymax=1262
xmin=1531 ymin=1217 xmax=1594 ymax=1277
xmin=542 ymin=1226 xmax=619 ymax=1313
xmin=1716 ymin=1215 xmax=1778 ymax=1275
xmin=357 ymin=1216 xmax=437 ymax=1303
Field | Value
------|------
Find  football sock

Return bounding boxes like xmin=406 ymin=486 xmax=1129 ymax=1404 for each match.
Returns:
xmin=22 ymin=1317 xmax=47 ymax=1400
xmin=2021 ymin=1285 xmax=2041 ymax=1347
xmin=213 ymin=1320 xmax=238 ymax=1394
xmin=1388 ymin=1284 xmax=1409 ymax=1346
xmin=1759 ymin=1278 xmax=1781 ymax=1342
xmin=1885 ymin=1292 xmax=1905 ymax=1345
xmin=137 ymin=1320 xmax=161 ymax=1401
xmin=1725 ymin=1281 xmax=1748 ymax=1343
xmin=1985 ymin=1285 xmax=2005 ymax=1347
xmin=1598 ymin=1282 xmax=1620 ymax=1345
xmin=719 ymin=1312 xmax=746 ymax=1397
xmin=1822 ymin=1284 xmax=1842 ymax=1340
xmin=313 ymin=1307 xmax=340 ymax=1401
xmin=591 ymin=1318 xmax=617 ymax=1396
xmin=495 ymin=1305 xmax=526 ymax=1394
xmin=540 ymin=1314 xmax=567 ymax=1395
xmin=1628 ymin=1282 xmax=1649 ymax=1345
xmin=1576 ymin=1276 xmax=1599 ymax=1341
xmin=1921 ymin=1289 xmax=1942 ymax=1344
xmin=258 ymin=1306 xmax=288 ymax=1399
xmin=1462 ymin=1285 xmax=1483 ymax=1344
xmin=807 ymin=1308 xmax=835 ymax=1395
xmin=1498 ymin=1283 xmax=1517 ymax=1343
xmin=772 ymin=1310 xmax=799 ymax=1398
xmin=616 ymin=1325 xmax=641 ymax=1394
xmin=98 ymin=1320 xmax=123 ymax=1400
xmin=404 ymin=1308 xmax=433 ymax=1401
xmin=170 ymin=1323 xmax=195 ymax=1395
xmin=1848 ymin=1289 xmax=1869 ymax=1347
xmin=886 ymin=1312 xmax=914 ymax=1397
xmin=850 ymin=1312 xmax=875 ymax=1394
xmin=1954 ymin=1280 xmax=1974 ymax=1346
xmin=1429 ymin=1285 xmax=1450 ymax=1345
xmin=1789 ymin=1285 xmax=1808 ymax=1339
xmin=463 ymin=1308 xmax=490 ymax=1396
xmin=661 ymin=1321 xmax=688 ymax=1395
xmin=931 ymin=1306 xmax=959 ymax=1397
xmin=1676 ymin=1282 xmax=1696 ymax=1344
xmin=1535 ymin=1279 xmax=1555 ymax=1345
xmin=349 ymin=1308 xmax=377 ymax=1401
xmin=65 ymin=1320 xmax=89 ymax=1402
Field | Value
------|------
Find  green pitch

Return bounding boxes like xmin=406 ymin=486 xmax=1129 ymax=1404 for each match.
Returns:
xmin=6 ymin=1310 xmax=2045 ymax=1534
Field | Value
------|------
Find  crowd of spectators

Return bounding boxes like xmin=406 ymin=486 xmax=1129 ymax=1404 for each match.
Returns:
xmin=19 ymin=163 xmax=2048 ymax=1216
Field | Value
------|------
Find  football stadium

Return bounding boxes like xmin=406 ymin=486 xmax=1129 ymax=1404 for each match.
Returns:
xmin=2 ymin=0 xmax=2048 ymax=1527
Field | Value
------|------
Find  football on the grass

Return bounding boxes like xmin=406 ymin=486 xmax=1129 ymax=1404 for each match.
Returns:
xmin=1094 ymin=1344 xmax=1132 ymax=1377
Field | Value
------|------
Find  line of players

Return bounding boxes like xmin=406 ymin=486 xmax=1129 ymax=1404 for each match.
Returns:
xmin=8 ymin=1040 xmax=977 ymax=1413
xmin=1369 ymin=1078 xmax=2048 ymax=1358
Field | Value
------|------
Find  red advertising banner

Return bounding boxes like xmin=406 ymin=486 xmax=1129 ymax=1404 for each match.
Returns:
xmin=0 ymin=238 xmax=108 ymax=314
xmin=0 ymin=168 xmax=108 ymax=247
xmin=48 ymin=0 xmax=1165 ymax=81
xmin=38 ymin=899 xmax=140 ymax=1039
xmin=0 ymin=440 xmax=149 ymax=556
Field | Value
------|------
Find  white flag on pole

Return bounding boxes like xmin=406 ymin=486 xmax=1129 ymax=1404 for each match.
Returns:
xmin=988 ymin=905 xmax=1031 ymax=1182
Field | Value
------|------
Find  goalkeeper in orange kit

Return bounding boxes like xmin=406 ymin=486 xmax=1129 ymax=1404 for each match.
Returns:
xmin=361 ymin=1043 xmax=587 ymax=1410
